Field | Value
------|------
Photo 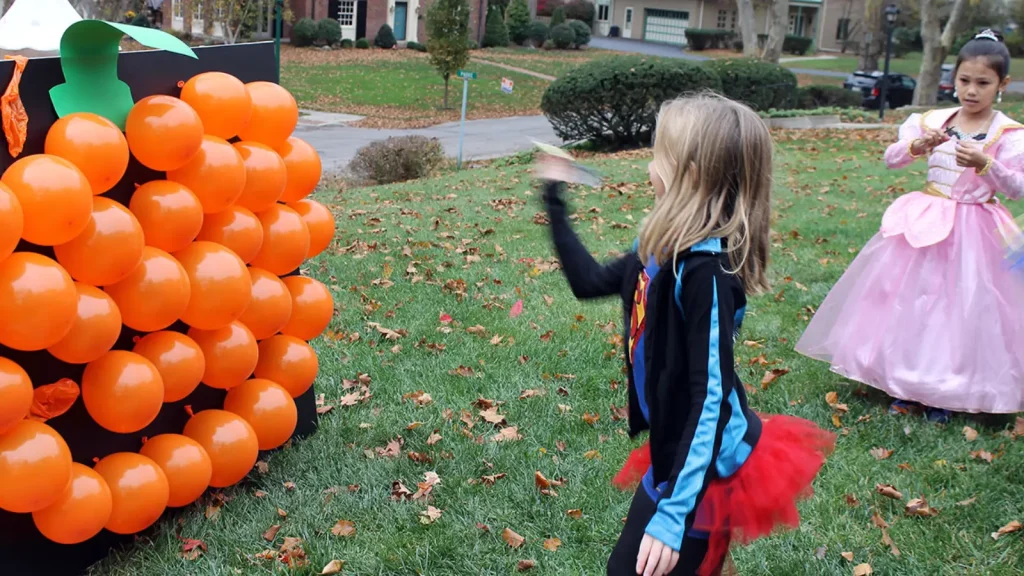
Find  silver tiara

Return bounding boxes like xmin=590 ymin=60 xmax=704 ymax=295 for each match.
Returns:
xmin=975 ymin=29 xmax=1000 ymax=42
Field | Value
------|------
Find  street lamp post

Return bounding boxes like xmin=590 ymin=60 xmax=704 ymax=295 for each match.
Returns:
xmin=879 ymin=4 xmax=900 ymax=121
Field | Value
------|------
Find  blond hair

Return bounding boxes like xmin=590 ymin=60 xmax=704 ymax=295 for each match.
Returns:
xmin=638 ymin=93 xmax=772 ymax=295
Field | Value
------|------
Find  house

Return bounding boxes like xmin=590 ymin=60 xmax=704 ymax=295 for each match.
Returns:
xmin=595 ymin=0 xmax=867 ymax=53
xmin=289 ymin=0 xmax=486 ymax=44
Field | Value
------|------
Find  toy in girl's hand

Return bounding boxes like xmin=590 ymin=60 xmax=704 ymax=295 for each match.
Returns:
xmin=531 ymin=140 xmax=602 ymax=187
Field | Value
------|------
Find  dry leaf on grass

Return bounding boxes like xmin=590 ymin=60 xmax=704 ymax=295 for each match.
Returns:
xmin=567 ymin=509 xmax=583 ymax=519
xmin=963 ymin=426 xmax=979 ymax=441
xmin=871 ymin=511 xmax=890 ymax=529
xmin=956 ymin=496 xmax=977 ymax=507
xmin=503 ymin=527 xmax=526 ymax=548
xmin=263 ymin=524 xmax=282 ymax=542
xmin=875 ymin=484 xmax=903 ymax=500
xmin=869 ymin=447 xmax=894 ymax=460
xmin=760 ymin=368 xmax=790 ymax=389
xmin=969 ymin=449 xmax=994 ymax=463
xmin=178 ymin=537 xmax=207 ymax=561
xmin=331 ymin=520 xmax=356 ymax=537
xmin=543 ymin=537 xmax=562 ymax=552
xmin=427 ymin=431 xmax=443 ymax=445
xmin=320 ymin=559 xmax=345 ymax=574
xmin=881 ymin=528 xmax=900 ymax=556
xmin=279 ymin=537 xmax=308 ymax=568
xmin=991 ymin=520 xmax=1022 ymax=540
xmin=853 ymin=563 xmax=873 ymax=575
xmin=517 ymin=560 xmax=536 ymax=571
xmin=420 ymin=506 xmax=443 ymax=524
xmin=492 ymin=426 xmax=523 ymax=442
xmin=844 ymin=494 xmax=860 ymax=507
xmin=841 ymin=552 xmax=854 ymax=562
xmin=905 ymin=497 xmax=939 ymax=517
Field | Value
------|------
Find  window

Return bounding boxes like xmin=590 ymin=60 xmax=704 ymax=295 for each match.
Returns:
xmin=339 ymin=0 xmax=355 ymax=26
xmin=730 ymin=10 xmax=737 ymax=30
xmin=716 ymin=10 xmax=727 ymax=29
xmin=597 ymin=4 xmax=609 ymax=22
xmin=836 ymin=18 xmax=850 ymax=41
xmin=193 ymin=0 xmax=202 ymax=19
xmin=172 ymin=0 xmax=183 ymax=18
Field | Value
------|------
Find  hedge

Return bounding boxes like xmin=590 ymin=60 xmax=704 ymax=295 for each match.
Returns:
xmin=705 ymin=58 xmax=798 ymax=111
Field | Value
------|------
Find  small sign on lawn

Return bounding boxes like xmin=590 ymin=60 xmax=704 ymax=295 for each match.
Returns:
xmin=457 ymin=70 xmax=477 ymax=80
xmin=500 ymin=77 xmax=514 ymax=94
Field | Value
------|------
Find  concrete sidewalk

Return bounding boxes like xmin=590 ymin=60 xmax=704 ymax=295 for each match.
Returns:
xmin=295 ymin=114 xmax=563 ymax=173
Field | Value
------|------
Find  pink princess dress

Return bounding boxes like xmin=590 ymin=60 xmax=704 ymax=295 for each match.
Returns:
xmin=796 ymin=108 xmax=1024 ymax=414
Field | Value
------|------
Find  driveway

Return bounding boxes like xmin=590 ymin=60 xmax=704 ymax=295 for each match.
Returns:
xmin=295 ymin=114 xmax=562 ymax=173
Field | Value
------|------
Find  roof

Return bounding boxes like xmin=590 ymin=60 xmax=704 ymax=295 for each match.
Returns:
xmin=0 ymin=0 xmax=83 ymax=52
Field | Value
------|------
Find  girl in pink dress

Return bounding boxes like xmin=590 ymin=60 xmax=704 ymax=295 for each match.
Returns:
xmin=797 ymin=30 xmax=1024 ymax=422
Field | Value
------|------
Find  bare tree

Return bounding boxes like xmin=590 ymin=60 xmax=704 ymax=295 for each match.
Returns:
xmin=761 ymin=0 xmax=788 ymax=63
xmin=913 ymin=0 xmax=967 ymax=106
xmin=858 ymin=0 xmax=884 ymax=72
xmin=182 ymin=0 xmax=194 ymax=35
xmin=203 ymin=0 xmax=215 ymax=35
xmin=736 ymin=0 xmax=759 ymax=58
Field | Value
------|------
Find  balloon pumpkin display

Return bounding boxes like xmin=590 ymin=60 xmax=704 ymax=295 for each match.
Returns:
xmin=0 ymin=71 xmax=331 ymax=546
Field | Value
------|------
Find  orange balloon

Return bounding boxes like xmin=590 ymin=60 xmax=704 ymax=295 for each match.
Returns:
xmin=238 ymin=267 xmax=292 ymax=340
xmin=188 ymin=321 xmax=258 ymax=390
xmin=180 ymin=72 xmax=252 ymax=140
xmin=126 ymin=95 xmax=204 ymax=172
xmin=1 ymin=154 xmax=93 ymax=246
xmin=168 ymin=135 xmax=246 ymax=215
xmin=0 ymin=253 xmax=77 ymax=351
xmin=129 ymin=180 xmax=204 ymax=254
xmin=32 ymin=463 xmax=113 ymax=545
xmin=280 ymin=276 xmax=334 ymax=341
xmin=0 ymin=358 xmax=32 ymax=435
xmin=254 ymin=335 xmax=319 ymax=398
xmin=233 ymin=141 xmax=286 ymax=213
xmin=224 ymin=379 xmax=297 ymax=450
xmin=174 ymin=241 xmax=252 ymax=330
xmin=0 ymin=420 xmax=73 ymax=513
xmin=0 ymin=183 xmax=23 ymax=262
xmin=249 ymin=205 xmax=310 ymax=276
xmin=289 ymin=199 xmax=334 ymax=258
xmin=44 ymin=113 xmax=129 ymax=195
xmin=47 ymin=283 xmax=122 ymax=365
xmin=238 ymin=82 xmax=298 ymax=149
xmin=54 ymin=197 xmax=144 ymax=286
xmin=104 ymin=246 xmax=191 ymax=332
xmin=277 ymin=137 xmax=322 ymax=203
xmin=139 ymin=434 xmax=212 ymax=508
xmin=133 ymin=331 xmax=206 ymax=403
xmin=195 ymin=205 xmax=264 ymax=264
xmin=93 ymin=452 xmax=169 ymax=535
xmin=183 ymin=410 xmax=259 ymax=488
xmin=81 ymin=350 xmax=164 ymax=434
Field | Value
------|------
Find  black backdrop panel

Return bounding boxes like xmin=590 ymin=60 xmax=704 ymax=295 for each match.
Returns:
xmin=0 ymin=41 xmax=318 ymax=575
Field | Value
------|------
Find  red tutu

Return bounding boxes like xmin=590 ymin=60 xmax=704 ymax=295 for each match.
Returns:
xmin=613 ymin=414 xmax=835 ymax=576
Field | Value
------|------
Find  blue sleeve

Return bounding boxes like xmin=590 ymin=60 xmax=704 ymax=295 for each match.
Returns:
xmin=644 ymin=264 xmax=735 ymax=550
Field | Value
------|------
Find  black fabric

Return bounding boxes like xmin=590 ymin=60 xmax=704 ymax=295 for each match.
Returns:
xmin=607 ymin=488 xmax=714 ymax=576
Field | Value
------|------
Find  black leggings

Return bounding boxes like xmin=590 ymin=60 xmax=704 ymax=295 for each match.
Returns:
xmin=607 ymin=487 xmax=718 ymax=576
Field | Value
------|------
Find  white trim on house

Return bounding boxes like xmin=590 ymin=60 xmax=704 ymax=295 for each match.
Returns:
xmin=339 ymin=0 xmax=358 ymax=41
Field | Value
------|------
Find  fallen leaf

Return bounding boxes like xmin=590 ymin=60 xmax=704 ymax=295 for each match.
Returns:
xmin=502 ymin=527 xmax=526 ymax=548
xmin=871 ymin=511 xmax=890 ymax=529
xmin=419 ymin=505 xmax=443 ymax=524
xmin=178 ymin=536 xmax=207 ymax=561
xmin=320 ymin=559 xmax=345 ymax=574
xmin=814 ymin=546 xmax=827 ymax=560
xmin=331 ymin=520 xmax=356 ymax=537
xmin=476 ymin=522 xmax=490 ymax=532
xmin=391 ymin=481 xmax=412 ymax=501
xmin=582 ymin=412 xmax=600 ymax=426
xmin=969 ymin=449 xmax=994 ymax=463
xmin=519 ymin=389 xmax=544 ymax=400
xmin=583 ymin=449 xmax=601 ymax=460
xmin=450 ymin=365 xmax=476 ymax=377
xmin=492 ymin=426 xmax=522 ymax=442
xmin=535 ymin=471 xmax=563 ymax=489
xmin=906 ymin=497 xmax=939 ymax=517
xmin=263 ymin=524 xmax=282 ymax=542
xmin=875 ymin=484 xmax=903 ymax=500
xmin=1014 ymin=417 xmax=1024 ymax=438
xmin=466 ymin=325 xmax=487 ymax=336
xmin=963 ymin=426 xmax=979 ymax=442
xmin=481 ymin=472 xmax=507 ymax=486
xmin=283 ymin=481 xmax=297 ymax=491
xmin=831 ymin=413 xmax=843 ymax=428
xmin=277 ymin=507 xmax=288 ymax=518
xmin=517 ymin=560 xmax=536 ymax=571
xmin=439 ymin=312 xmax=453 ymax=324
xmin=426 ymin=431 xmax=443 ymax=445
xmin=956 ymin=496 xmax=977 ymax=507
xmin=254 ymin=490 xmax=268 ymax=498
xmin=760 ymin=368 xmax=790 ymax=389
xmin=844 ymin=494 xmax=860 ymax=507
xmin=853 ymin=563 xmax=873 ymax=576
xmin=881 ymin=527 xmax=901 ymax=556
xmin=869 ymin=447 xmax=894 ymax=460
xmin=510 ymin=300 xmax=524 ymax=318
xmin=543 ymin=537 xmax=562 ymax=552
xmin=841 ymin=552 xmax=854 ymax=562
xmin=278 ymin=537 xmax=308 ymax=568
xmin=480 ymin=407 xmax=507 ymax=426
xmin=825 ymin=391 xmax=839 ymax=405
xmin=566 ymin=509 xmax=583 ymax=519
xmin=991 ymin=520 xmax=1022 ymax=540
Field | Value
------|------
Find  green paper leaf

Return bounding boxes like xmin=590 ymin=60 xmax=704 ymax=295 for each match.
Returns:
xmin=49 ymin=20 xmax=198 ymax=130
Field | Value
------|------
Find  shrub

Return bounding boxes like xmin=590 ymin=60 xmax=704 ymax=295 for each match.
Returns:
xmin=292 ymin=18 xmax=318 ymax=47
xmin=684 ymin=28 xmax=734 ymax=51
xmin=488 ymin=0 xmax=510 ymax=16
xmin=550 ymin=23 xmax=575 ymax=49
xmin=348 ymin=136 xmax=447 ymax=184
xmin=1006 ymin=30 xmax=1024 ymax=58
xmin=705 ymin=58 xmax=798 ymax=111
xmin=526 ymin=21 xmax=549 ymax=47
xmin=506 ymin=0 xmax=532 ymax=45
xmin=341 ymin=38 xmax=355 ymax=49
xmin=317 ymin=18 xmax=343 ymax=45
xmin=374 ymin=24 xmax=397 ymax=48
xmin=782 ymin=34 xmax=812 ymax=55
xmin=536 ymin=0 xmax=564 ymax=18
xmin=798 ymin=84 xmax=862 ymax=109
xmin=542 ymin=39 xmax=556 ymax=50
xmin=467 ymin=39 xmax=480 ymax=50
xmin=130 ymin=13 xmax=151 ymax=28
xmin=407 ymin=41 xmax=428 ymax=52
xmin=564 ymin=0 xmax=595 ymax=25
xmin=550 ymin=6 xmax=567 ymax=27
xmin=355 ymin=38 xmax=370 ymax=49
xmin=567 ymin=20 xmax=591 ymax=48
xmin=541 ymin=56 xmax=723 ymax=148
xmin=483 ymin=6 xmax=510 ymax=47
xmin=609 ymin=25 xmax=620 ymax=38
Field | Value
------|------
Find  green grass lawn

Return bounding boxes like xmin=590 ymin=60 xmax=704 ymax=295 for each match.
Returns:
xmin=783 ymin=51 xmax=1024 ymax=78
xmin=473 ymin=47 xmax=613 ymax=79
xmin=91 ymin=134 xmax=1023 ymax=576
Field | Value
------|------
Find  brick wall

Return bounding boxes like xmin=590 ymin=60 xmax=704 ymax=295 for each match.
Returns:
xmin=368 ymin=0 xmax=484 ymax=44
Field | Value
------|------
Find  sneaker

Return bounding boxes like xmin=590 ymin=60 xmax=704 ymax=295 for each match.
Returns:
xmin=888 ymin=399 xmax=920 ymax=415
xmin=925 ymin=408 xmax=952 ymax=424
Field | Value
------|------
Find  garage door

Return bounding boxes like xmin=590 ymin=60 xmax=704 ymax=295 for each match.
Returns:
xmin=643 ymin=9 xmax=689 ymax=45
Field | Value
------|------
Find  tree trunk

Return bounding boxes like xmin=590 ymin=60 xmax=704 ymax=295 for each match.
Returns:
xmin=443 ymin=75 xmax=450 ymax=109
xmin=762 ymin=0 xmax=789 ymax=64
xmin=183 ymin=0 xmax=194 ymax=35
xmin=913 ymin=0 xmax=967 ymax=106
xmin=203 ymin=0 xmax=215 ymax=36
xmin=858 ymin=0 xmax=882 ymax=72
xmin=736 ymin=0 xmax=758 ymax=58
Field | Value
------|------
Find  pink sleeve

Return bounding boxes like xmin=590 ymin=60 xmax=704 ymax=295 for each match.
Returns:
xmin=981 ymin=131 xmax=1024 ymax=200
xmin=884 ymin=114 xmax=924 ymax=169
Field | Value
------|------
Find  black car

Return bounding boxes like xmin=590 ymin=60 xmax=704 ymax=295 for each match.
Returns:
xmin=938 ymin=63 xmax=958 ymax=102
xmin=843 ymin=71 xmax=917 ymax=110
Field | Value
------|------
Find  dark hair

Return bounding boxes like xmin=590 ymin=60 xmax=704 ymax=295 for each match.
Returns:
xmin=956 ymin=29 xmax=1011 ymax=80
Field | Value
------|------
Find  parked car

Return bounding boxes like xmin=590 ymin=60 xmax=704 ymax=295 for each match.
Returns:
xmin=938 ymin=63 xmax=958 ymax=102
xmin=843 ymin=71 xmax=917 ymax=110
